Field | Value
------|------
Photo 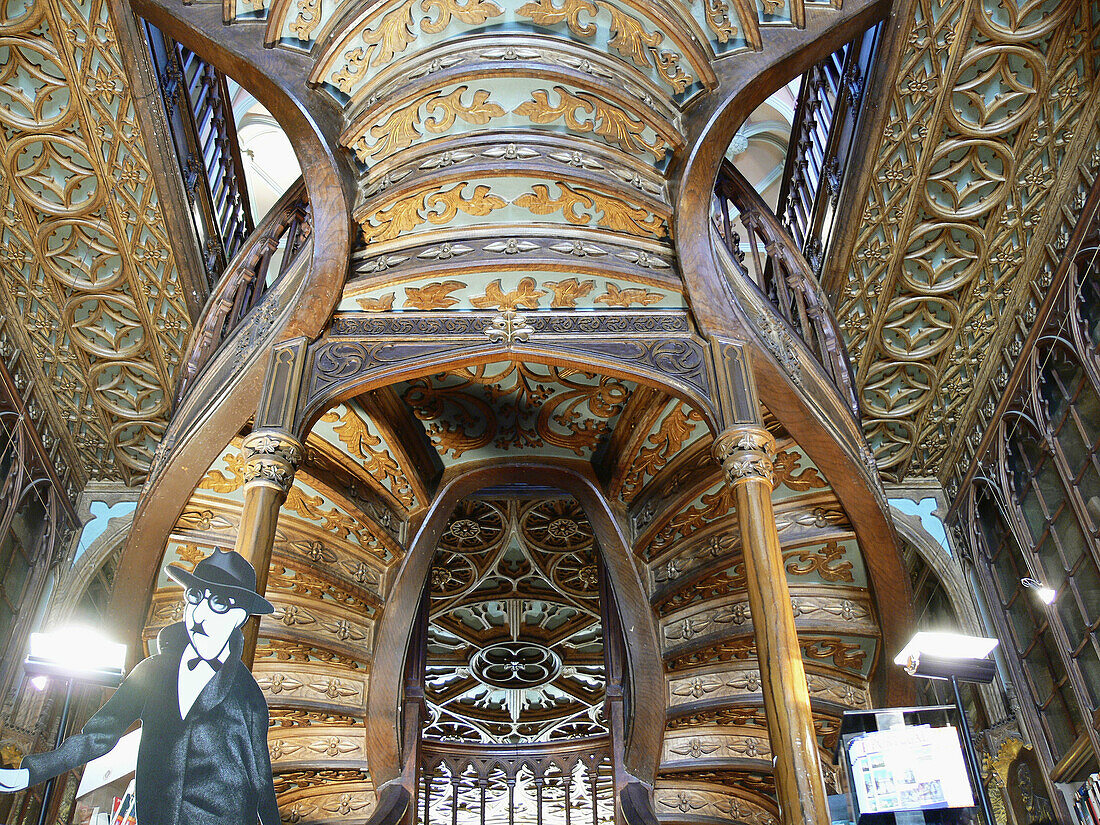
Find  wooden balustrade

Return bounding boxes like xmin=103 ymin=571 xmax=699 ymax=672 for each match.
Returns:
xmin=174 ymin=179 xmax=311 ymax=404
xmin=776 ymin=24 xmax=880 ymax=275
xmin=419 ymin=739 xmax=614 ymax=825
xmin=145 ymin=23 xmax=255 ymax=289
xmin=713 ymin=161 xmax=860 ymax=417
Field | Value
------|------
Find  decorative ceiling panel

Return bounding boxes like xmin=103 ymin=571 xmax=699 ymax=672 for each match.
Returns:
xmin=397 ymin=361 xmax=636 ymax=462
xmin=424 ymin=497 xmax=607 ymax=744
xmin=0 ymin=0 xmax=192 ymax=484
xmin=825 ymin=0 xmax=1100 ymax=482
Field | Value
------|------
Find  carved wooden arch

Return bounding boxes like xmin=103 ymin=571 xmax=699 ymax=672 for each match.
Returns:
xmin=48 ymin=515 xmax=132 ymax=626
xmin=365 ymin=461 xmax=664 ymax=790
xmin=295 ymin=333 xmax=721 ymax=437
xmin=109 ymin=0 xmax=358 ymax=654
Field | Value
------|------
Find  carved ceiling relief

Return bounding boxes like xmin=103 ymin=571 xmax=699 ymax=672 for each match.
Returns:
xmin=0 ymin=0 xmax=191 ymax=484
xmin=397 ymin=362 xmax=634 ymax=461
xmin=423 ymin=497 xmax=608 ymax=744
xmin=827 ymin=0 xmax=1100 ymax=481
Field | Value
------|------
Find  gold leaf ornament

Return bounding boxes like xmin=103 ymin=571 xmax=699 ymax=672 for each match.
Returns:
xmin=363 ymin=104 xmax=424 ymax=161
xmin=517 ymin=0 xmax=598 ymax=36
xmin=420 ymin=0 xmax=504 ymax=32
xmin=594 ymin=283 xmax=663 ymax=307
xmin=364 ymin=183 xmax=505 ymax=241
xmin=319 ymin=408 xmax=415 ymax=508
xmin=515 ymin=182 xmax=594 ymax=223
xmin=289 ymin=0 xmax=322 ymax=40
xmin=515 ymin=182 xmax=665 ymax=237
xmin=332 ymin=0 xmax=417 ymax=91
xmin=360 ymin=87 xmax=505 ymax=162
xmin=470 ymin=277 xmax=547 ymax=310
xmin=607 ymin=5 xmax=661 ymax=68
xmin=704 ymin=0 xmax=736 ymax=43
xmin=515 ymin=86 xmax=666 ymax=159
xmin=198 ymin=451 xmax=248 ymax=492
xmin=427 ymin=183 xmax=507 ymax=221
xmin=545 ymin=277 xmax=595 ymax=307
xmin=356 ymin=293 xmax=396 ymax=311
xmin=403 ymin=280 xmax=466 ymax=309
xmin=424 ymin=87 xmax=506 ymax=129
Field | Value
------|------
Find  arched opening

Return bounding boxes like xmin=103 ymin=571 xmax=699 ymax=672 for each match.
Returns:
xmin=413 ymin=492 xmax=621 ymax=825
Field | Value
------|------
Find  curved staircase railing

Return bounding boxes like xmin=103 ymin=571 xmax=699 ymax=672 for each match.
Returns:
xmin=713 ymin=160 xmax=860 ymax=418
xmin=419 ymin=737 xmax=614 ymax=824
xmin=174 ymin=178 xmax=311 ymax=404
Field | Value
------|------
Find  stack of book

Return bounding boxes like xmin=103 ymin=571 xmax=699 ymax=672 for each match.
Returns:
xmin=1074 ymin=774 xmax=1100 ymax=824
xmin=109 ymin=780 xmax=136 ymax=825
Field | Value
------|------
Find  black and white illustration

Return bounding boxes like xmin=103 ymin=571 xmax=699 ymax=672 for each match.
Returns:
xmin=0 ymin=548 xmax=280 ymax=825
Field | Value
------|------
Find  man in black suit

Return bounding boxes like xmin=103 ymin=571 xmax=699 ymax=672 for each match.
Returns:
xmin=0 ymin=548 xmax=280 ymax=825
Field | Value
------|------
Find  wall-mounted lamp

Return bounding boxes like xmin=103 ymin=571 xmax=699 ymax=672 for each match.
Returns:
xmin=1021 ymin=577 xmax=1056 ymax=605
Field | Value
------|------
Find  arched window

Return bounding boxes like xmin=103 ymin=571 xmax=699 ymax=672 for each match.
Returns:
xmin=1039 ymin=343 xmax=1100 ymax=534
xmin=900 ymin=537 xmax=988 ymax=727
xmin=1005 ymin=412 xmax=1100 ymax=713
xmin=974 ymin=485 xmax=1083 ymax=760
xmin=1074 ymin=244 xmax=1100 ymax=352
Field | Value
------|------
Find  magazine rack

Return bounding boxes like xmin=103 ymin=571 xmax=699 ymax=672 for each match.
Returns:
xmin=836 ymin=706 xmax=982 ymax=825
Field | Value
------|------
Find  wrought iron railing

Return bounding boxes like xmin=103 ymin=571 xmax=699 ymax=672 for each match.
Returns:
xmin=714 ymin=161 xmax=860 ymax=417
xmin=174 ymin=179 xmax=311 ymax=403
xmin=775 ymin=24 xmax=881 ymax=275
xmin=145 ymin=23 xmax=254 ymax=288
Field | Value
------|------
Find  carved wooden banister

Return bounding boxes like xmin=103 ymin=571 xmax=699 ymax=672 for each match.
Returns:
xmin=714 ymin=160 xmax=861 ymax=417
xmin=174 ymin=178 xmax=311 ymax=405
xmin=420 ymin=738 xmax=614 ymax=825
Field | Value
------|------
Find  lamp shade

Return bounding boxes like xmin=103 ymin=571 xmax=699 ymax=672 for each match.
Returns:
xmin=893 ymin=632 xmax=999 ymax=684
xmin=25 ymin=628 xmax=127 ymax=687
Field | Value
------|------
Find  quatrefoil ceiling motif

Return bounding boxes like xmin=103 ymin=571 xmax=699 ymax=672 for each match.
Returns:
xmin=470 ymin=641 xmax=563 ymax=689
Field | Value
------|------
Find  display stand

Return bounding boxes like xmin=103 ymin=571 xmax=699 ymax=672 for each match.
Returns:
xmin=835 ymin=706 xmax=982 ymax=825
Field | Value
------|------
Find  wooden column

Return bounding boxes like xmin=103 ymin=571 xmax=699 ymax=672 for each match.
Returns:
xmin=236 ymin=339 xmax=308 ymax=666
xmin=235 ymin=427 xmax=301 ymax=665
xmin=712 ymin=425 xmax=829 ymax=825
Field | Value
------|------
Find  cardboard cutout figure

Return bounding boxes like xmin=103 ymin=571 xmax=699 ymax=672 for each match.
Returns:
xmin=0 ymin=549 xmax=280 ymax=825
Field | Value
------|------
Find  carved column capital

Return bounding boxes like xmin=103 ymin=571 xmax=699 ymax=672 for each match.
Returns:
xmin=712 ymin=425 xmax=776 ymax=488
xmin=241 ymin=429 xmax=302 ymax=495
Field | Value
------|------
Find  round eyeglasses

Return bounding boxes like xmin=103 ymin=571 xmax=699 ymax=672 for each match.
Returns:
xmin=185 ymin=587 xmax=239 ymax=614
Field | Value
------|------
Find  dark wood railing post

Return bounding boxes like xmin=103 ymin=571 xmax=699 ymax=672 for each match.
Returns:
xmin=713 ymin=161 xmax=861 ymax=418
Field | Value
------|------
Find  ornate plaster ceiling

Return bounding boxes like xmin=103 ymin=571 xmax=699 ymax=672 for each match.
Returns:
xmin=0 ymin=0 xmax=193 ymax=484
xmin=396 ymin=362 xmax=635 ymax=462
xmin=823 ymin=0 xmax=1100 ymax=484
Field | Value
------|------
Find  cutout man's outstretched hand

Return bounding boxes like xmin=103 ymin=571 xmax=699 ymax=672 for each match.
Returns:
xmin=0 ymin=768 xmax=29 ymax=792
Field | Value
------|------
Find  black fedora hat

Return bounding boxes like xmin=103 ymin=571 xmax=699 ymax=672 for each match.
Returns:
xmin=166 ymin=548 xmax=274 ymax=615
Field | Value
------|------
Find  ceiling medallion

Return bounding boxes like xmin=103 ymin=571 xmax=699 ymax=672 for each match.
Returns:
xmin=449 ymin=518 xmax=482 ymax=540
xmin=547 ymin=518 xmax=580 ymax=540
xmin=469 ymin=641 xmax=563 ymax=690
